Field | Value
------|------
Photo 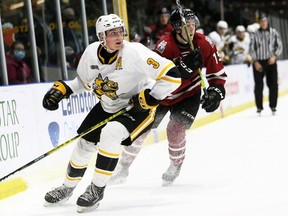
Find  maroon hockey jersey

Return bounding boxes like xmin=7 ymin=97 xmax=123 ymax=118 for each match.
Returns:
xmin=154 ymin=32 xmax=227 ymax=106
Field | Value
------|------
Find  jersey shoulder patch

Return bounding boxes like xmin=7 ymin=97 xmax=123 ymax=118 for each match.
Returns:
xmin=155 ymin=40 xmax=168 ymax=54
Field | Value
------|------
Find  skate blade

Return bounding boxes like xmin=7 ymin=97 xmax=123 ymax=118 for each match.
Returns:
xmin=107 ymin=177 xmax=127 ymax=185
xmin=77 ymin=202 xmax=100 ymax=213
xmin=43 ymin=198 xmax=69 ymax=207
xmin=162 ymin=180 xmax=173 ymax=187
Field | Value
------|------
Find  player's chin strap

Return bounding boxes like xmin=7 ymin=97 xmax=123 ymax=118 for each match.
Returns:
xmin=175 ymin=0 xmax=208 ymax=99
xmin=101 ymin=43 xmax=117 ymax=53
xmin=100 ymin=38 xmax=116 ymax=53
xmin=0 ymin=105 xmax=133 ymax=182
xmin=176 ymin=32 xmax=190 ymax=45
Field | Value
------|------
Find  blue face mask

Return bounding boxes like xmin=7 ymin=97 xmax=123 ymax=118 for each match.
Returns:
xmin=14 ymin=50 xmax=26 ymax=60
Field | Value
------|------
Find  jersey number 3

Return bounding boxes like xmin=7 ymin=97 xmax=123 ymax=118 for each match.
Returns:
xmin=147 ymin=58 xmax=160 ymax=69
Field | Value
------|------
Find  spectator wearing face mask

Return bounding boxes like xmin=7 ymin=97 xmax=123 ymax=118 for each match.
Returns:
xmin=6 ymin=41 xmax=34 ymax=84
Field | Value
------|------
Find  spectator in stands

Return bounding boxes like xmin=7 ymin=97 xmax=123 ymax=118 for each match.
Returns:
xmin=65 ymin=46 xmax=77 ymax=69
xmin=130 ymin=31 xmax=151 ymax=47
xmin=130 ymin=31 xmax=144 ymax=43
xmin=15 ymin=17 xmax=46 ymax=82
xmin=228 ymin=25 xmax=252 ymax=65
xmin=249 ymin=14 xmax=283 ymax=115
xmin=143 ymin=7 xmax=173 ymax=48
xmin=208 ymin=20 xmax=230 ymax=65
xmin=15 ymin=17 xmax=29 ymax=48
xmin=34 ymin=23 xmax=56 ymax=65
xmin=2 ymin=22 xmax=15 ymax=48
xmin=6 ymin=41 xmax=34 ymax=84
xmin=62 ymin=6 xmax=84 ymax=67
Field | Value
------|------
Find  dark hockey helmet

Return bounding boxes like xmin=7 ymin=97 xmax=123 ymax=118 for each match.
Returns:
xmin=170 ymin=8 xmax=200 ymax=31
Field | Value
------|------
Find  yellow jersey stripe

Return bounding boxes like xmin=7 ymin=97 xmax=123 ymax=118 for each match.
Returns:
xmin=70 ymin=160 xmax=88 ymax=169
xmin=108 ymin=51 xmax=119 ymax=64
xmin=131 ymin=108 xmax=156 ymax=140
xmin=161 ymin=76 xmax=182 ymax=84
xmin=66 ymin=174 xmax=82 ymax=181
xmin=95 ymin=169 xmax=113 ymax=176
xmin=98 ymin=46 xmax=105 ymax=63
xmin=98 ymin=148 xmax=120 ymax=158
xmin=155 ymin=62 xmax=175 ymax=80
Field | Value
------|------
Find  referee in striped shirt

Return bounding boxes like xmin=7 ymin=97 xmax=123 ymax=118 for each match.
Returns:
xmin=250 ymin=14 xmax=283 ymax=115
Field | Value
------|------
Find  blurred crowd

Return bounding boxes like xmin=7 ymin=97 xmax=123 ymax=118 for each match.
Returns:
xmin=0 ymin=0 xmax=281 ymax=85
xmin=130 ymin=6 xmax=263 ymax=66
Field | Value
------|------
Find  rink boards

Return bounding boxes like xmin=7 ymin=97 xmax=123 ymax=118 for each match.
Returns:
xmin=1 ymin=60 xmax=288 ymax=199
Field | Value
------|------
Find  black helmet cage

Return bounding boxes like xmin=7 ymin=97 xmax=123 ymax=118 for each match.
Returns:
xmin=170 ymin=9 xmax=200 ymax=32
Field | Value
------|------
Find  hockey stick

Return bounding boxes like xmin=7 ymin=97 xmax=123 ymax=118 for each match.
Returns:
xmin=0 ymin=105 xmax=132 ymax=182
xmin=175 ymin=0 xmax=208 ymax=98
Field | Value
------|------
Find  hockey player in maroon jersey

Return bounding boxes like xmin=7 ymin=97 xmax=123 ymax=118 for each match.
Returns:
xmin=109 ymin=8 xmax=227 ymax=186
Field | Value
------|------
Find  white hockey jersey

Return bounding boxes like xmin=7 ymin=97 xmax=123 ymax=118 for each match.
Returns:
xmin=68 ymin=40 xmax=181 ymax=113
xmin=208 ymin=31 xmax=228 ymax=60
xmin=228 ymin=32 xmax=251 ymax=64
xmin=208 ymin=31 xmax=225 ymax=51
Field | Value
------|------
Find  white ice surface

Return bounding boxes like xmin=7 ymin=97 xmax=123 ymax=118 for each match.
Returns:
xmin=1 ymin=95 xmax=288 ymax=216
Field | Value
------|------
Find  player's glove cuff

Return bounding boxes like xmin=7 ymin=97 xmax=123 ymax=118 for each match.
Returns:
xmin=43 ymin=80 xmax=73 ymax=111
xmin=130 ymin=89 xmax=159 ymax=112
xmin=51 ymin=80 xmax=73 ymax=98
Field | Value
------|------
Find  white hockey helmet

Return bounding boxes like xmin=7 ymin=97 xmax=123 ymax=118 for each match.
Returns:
xmin=253 ymin=23 xmax=260 ymax=30
xmin=247 ymin=23 xmax=260 ymax=33
xmin=247 ymin=24 xmax=254 ymax=33
xmin=217 ymin=20 xmax=228 ymax=29
xmin=235 ymin=25 xmax=245 ymax=32
xmin=95 ymin=14 xmax=126 ymax=44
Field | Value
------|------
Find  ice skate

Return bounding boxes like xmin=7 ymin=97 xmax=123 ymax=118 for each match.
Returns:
xmin=107 ymin=163 xmax=129 ymax=185
xmin=162 ymin=163 xmax=183 ymax=186
xmin=257 ymin=108 xmax=263 ymax=116
xmin=271 ymin=107 xmax=276 ymax=115
xmin=76 ymin=183 xmax=106 ymax=213
xmin=44 ymin=184 xmax=75 ymax=206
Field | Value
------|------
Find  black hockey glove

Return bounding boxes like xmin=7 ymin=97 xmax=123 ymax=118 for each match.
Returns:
xmin=43 ymin=80 xmax=73 ymax=111
xmin=130 ymin=89 xmax=160 ymax=112
xmin=178 ymin=47 xmax=203 ymax=79
xmin=201 ymin=85 xmax=225 ymax=112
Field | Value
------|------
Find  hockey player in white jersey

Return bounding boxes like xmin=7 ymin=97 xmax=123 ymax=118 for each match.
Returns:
xmin=42 ymin=14 xmax=181 ymax=213
xmin=228 ymin=25 xmax=252 ymax=64
xmin=208 ymin=20 xmax=230 ymax=65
